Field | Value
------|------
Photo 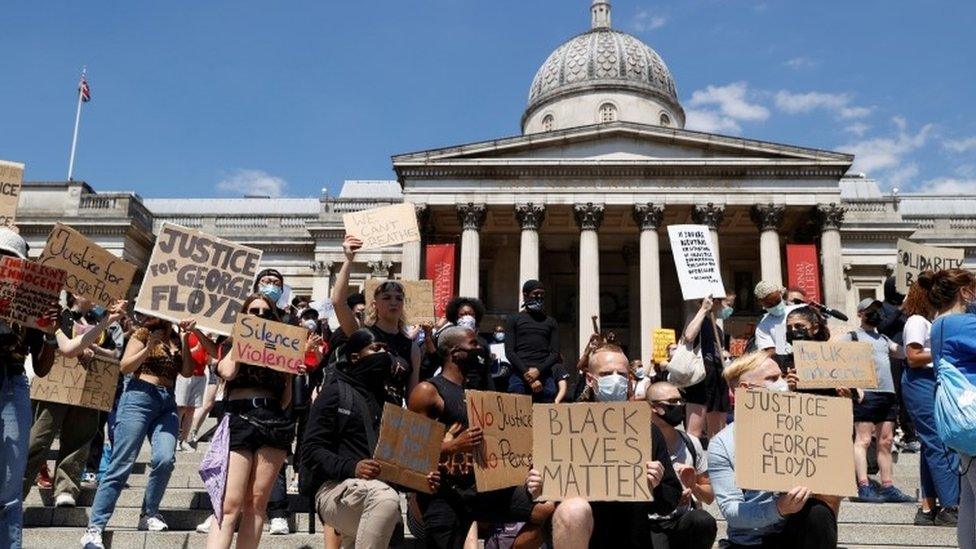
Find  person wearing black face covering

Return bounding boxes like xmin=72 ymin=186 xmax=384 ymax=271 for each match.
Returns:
xmin=504 ymin=279 xmax=561 ymax=402
xmin=299 ymin=329 xmax=440 ymax=548
xmin=646 ymin=381 xmax=717 ymax=549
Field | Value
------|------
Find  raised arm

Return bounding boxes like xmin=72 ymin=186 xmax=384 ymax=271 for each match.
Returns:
xmin=331 ymin=235 xmax=363 ymax=337
xmin=682 ymin=296 xmax=712 ymax=343
xmin=56 ymin=300 xmax=128 ymax=358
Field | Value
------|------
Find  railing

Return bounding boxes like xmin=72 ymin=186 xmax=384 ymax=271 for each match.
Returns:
xmin=842 ymin=200 xmax=894 ymax=213
xmin=281 ymin=217 xmax=314 ymax=228
xmin=326 ymin=198 xmax=402 ymax=213
xmin=79 ymin=195 xmax=118 ymax=210
xmin=79 ymin=192 xmax=154 ymax=230
xmin=215 ymin=217 xmax=270 ymax=229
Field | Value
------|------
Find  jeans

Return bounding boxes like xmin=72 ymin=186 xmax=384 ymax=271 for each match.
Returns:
xmin=87 ymin=378 xmax=178 ymax=530
xmin=0 ymin=375 xmax=30 ymax=549
xmin=721 ymin=499 xmax=836 ymax=549
xmin=902 ymin=367 xmax=960 ymax=505
xmin=959 ymin=455 xmax=976 ymax=549
xmin=23 ymin=401 xmax=100 ymax=499
xmin=508 ymin=372 xmax=556 ymax=403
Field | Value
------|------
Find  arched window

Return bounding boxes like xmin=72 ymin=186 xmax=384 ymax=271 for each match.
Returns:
xmin=599 ymin=102 xmax=617 ymax=123
xmin=659 ymin=112 xmax=672 ymax=126
xmin=542 ymin=114 xmax=554 ymax=132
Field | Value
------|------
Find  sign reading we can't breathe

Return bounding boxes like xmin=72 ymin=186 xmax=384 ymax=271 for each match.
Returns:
xmin=343 ymin=203 xmax=420 ymax=251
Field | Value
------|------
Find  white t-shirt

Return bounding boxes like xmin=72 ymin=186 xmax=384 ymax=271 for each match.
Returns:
xmin=755 ymin=304 xmax=804 ymax=354
xmin=903 ymin=315 xmax=933 ymax=368
xmin=649 ymin=430 xmax=708 ymax=520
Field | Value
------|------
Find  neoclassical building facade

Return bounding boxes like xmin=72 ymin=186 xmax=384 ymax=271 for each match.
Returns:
xmin=12 ymin=1 xmax=976 ymax=366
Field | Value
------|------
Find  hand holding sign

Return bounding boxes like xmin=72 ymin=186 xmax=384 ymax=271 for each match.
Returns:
xmin=343 ymin=203 xmax=420 ymax=251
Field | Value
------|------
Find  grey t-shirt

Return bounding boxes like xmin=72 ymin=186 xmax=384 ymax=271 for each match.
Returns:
xmin=840 ymin=328 xmax=895 ymax=393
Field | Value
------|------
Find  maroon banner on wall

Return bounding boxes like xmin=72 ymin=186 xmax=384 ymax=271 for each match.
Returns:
xmin=786 ymin=244 xmax=822 ymax=304
xmin=425 ymin=243 xmax=456 ymax=319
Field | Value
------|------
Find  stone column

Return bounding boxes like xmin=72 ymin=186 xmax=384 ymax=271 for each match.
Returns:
xmin=623 ymin=245 xmax=641 ymax=359
xmin=816 ymin=203 xmax=847 ymax=313
xmin=457 ymin=203 xmax=487 ymax=298
xmin=574 ymin=203 xmax=604 ymax=354
xmin=750 ymin=203 xmax=785 ymax=286
xmin=367 ymin=260 xmax=393 ymax=280
xmin=309 ymin=260 xmax=333 ymax=302
xmin=400 ymin=204 xmax=428 ymax=281
xmin=692 ymin=202 xmax=725 ymax=267
xmin=515 ymin=204 xmax=546 ymax=303
xmin=633 ymin=203 xmax=664 ymax=367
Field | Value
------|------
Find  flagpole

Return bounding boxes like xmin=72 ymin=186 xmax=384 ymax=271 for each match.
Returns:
xmin=67 ymin=69 xmax=85 ymax=181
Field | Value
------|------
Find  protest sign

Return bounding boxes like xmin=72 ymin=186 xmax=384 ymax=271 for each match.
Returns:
xmin=426 ymin=243 xmax=456 ymax=318
xmin=667 ymin=224 xmax=726 ymax=300
xmin=533 ymin=401 xmax=653 ymax=502
xmin=0 ymin=160 xmax=24 ymax=227
xmin=652 ymin=328 xmax=676 ymax=364
xmin=30 ymin=353 xmax=120 ymax=412
xmin=365 ymin=279 xmax=435 ymax=325
xmin=734 ymin=388 xmax=856 ymax=497
xmin=309 ymin=299 xmax=334 ymax=320
xmin=792 ymin=341 xmax=878 ymax=389
xmin=0 ymin=257 xmax=65 ymax=333
xmin=489 ymin=343 xmax=507 ymax=363
xmin=466 ymin=390 xmax=533 ymax=492
xmin=729 ymin=338 xmax=748 ymax=358
xmin=230 ymin=314 xmax=309 ymax=374
xmin=373 ymin=403 xmax=446 ymax=493
xmin=135 ymin=223 xmax=262 ymax=336
xmin=343 ymin=203 xmax=420 ymax=251
xmin=786 ymin=244 xmax=822 ymax=304
xmin=895 ymin=239 xmax=965 ymax=294
xmin=38 ymin=223 xmax=137 ymax=307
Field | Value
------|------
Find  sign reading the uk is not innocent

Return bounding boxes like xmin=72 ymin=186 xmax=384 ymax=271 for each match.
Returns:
xmin=792 ymin=340 xmax=878 ymax=390
xmin=0 ymin=256 xmax=66 ymax=333
xmin=229 ymin=314 xmax=309 ymax=374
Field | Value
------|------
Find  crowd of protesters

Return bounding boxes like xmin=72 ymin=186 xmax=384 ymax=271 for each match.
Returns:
xmin=2 ymin=223 xmax=976 ymax=549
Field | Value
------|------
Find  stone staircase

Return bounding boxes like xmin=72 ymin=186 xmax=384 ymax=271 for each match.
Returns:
xmin=23 ymin=433 xmax=958 ymax=548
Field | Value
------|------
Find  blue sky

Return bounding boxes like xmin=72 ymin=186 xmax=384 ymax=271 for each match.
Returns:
xmin=2 ymin=1 xmax=974 ymax=198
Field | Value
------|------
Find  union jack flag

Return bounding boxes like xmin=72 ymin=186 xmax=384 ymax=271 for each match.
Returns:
xmin=78 ymin=72 xmax=91 ymax=102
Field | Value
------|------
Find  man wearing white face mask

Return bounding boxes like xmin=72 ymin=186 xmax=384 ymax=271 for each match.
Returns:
xmin=709 ymin=351 xmax=839 ymax=548
xmin=753 ymin=281 xmax=803 ymax=359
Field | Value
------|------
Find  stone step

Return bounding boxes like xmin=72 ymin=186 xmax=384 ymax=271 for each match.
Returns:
xmin=23 ymin=528 xmax=425 ymax=549
xmin=714 ymin=521 xmax=957 ymax=548
xmin=24 ymin=506 xmax=326 ymax=532
xmin=26 ymin=488 xmax=314 ymax=513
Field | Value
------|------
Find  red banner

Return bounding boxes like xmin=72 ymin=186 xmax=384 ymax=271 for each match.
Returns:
xmin=786 ymin=244 xmax=822 ymax=304
xmin=425 ymin=244 xmax=456 ymax=319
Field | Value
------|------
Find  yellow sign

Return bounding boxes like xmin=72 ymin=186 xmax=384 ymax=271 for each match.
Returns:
xmin=652 ymin=328 xmax=676 ymax=364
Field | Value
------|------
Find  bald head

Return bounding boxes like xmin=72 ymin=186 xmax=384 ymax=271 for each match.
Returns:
xmin=646 ymin=381 xmax=680 ymax=403
xmin=437 ymin=326 xmax=474 ymax=358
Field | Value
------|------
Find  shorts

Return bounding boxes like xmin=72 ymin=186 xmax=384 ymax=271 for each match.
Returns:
xmin=683 ymin=360 xmax=730 ymax=413
xmin=853 ymin=392 xmax=899 ymax=424
xmin=227 ymin=403 xmax=295 ymax=453
xmin=174 ymin=375 xmax=207 ymax=407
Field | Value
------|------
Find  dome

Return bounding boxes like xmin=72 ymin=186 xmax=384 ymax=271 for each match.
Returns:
xmin=522 ymin=1 xmax=685 ymax=134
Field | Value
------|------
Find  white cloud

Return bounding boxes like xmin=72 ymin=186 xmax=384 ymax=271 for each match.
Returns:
xmin=217 ymin=169 xmax=287 ymax=198
xmin=886 ymin=163 xmax=919 ymax=189
xmin=633 ymin=10 xmax=667 ymax=32
xmin=844 ymin=122 xmax=871 ymax=136
xmin=688 ymin=82 xmax=769 ymax=121
xmin=684 ymin=109 xmax=742 ymax=134
xmin=784 ymin=56 xmax=817 ymax=70
xmin=916 ymin=177 xmax=976 ymax=195
xmin=773 ymin=91 xmax=871 ymax=119
xmin=944 ymin=136 xmax=976 ymax=153
xmin=839 ymin=117 xmax=934 ymax=176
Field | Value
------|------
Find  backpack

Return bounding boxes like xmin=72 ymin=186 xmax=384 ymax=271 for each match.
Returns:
xmin=933 ymin=318 xmax=976 ymax=455
xmin=677 ymin=430 xmax=700 ymax=469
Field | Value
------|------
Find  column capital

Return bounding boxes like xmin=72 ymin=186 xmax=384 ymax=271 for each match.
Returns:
xmin=515 ymin=203 xmax=546 ymax=231
xmin=310 ymin=260 xmax=333 ymax=274
xmin=750 ymin=203 xmax=785 ymax=231
xmin=457 ymin=203 xmax=487 ymax=231
xmin=414 ymin=203 xmax=434 ymax=237
xmin=691 ymin=202 xmax=725 ymax=230
xmin=573 ymin=202 xmax=605 ymax=231
xmin=367 ymin=260 xmax=393 ymax=279
xmin=815 ymin=203 xmax=846 ymax=230
xmin=632 ymin=203 xmax=665 ymax=231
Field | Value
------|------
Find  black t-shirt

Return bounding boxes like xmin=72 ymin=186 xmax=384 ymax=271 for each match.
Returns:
xmin=0 ymin=321 xmax=44 ymax=378
xmin=331 ymin=325 xmax=414 ymax=406
xmin=695 ymin=318 xmax=725 ymax=372
xmin=504 ymin=310 xmax=560 ymax=377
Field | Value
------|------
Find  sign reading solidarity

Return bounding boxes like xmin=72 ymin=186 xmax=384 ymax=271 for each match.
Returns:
xmin=667 ymin=224 xmax=726 ymax=300
xmin=373 ymin=403 xmax=446 ymax=494
xmin=0 ymin=257 xmax=66 ymax=333
xmin=30 ymin=353 xmax=120 ymax=412
xmin=652 ymin=328 xmax=676 ymax=364
xmin=786 ymin=244 xmax=822 ymax=304
xmin=533 ymin=402 xmax=653 ymax=502
xmin=0 ymin=160 xmax=24 ymax=227
xmin=135 ymin=223 xmax=262 ymax=336
xmin=365 ymin=279 xmax=435 ymax=325
xmin=734 ymin=388 xmax=856 ymax=497
xmin=230 ymin=314 xmax=309 ymax=374
xmin=343 ymin=203 xmax=420 ymax=251
xmin=426 ymin=243 xmax=456 ymax=319
xmin=792 ymin=341 xmax=878 ymax=389
xmin=39 ymin=223 xmax=138 ymax=307
xmin=466 ymin=390 xmax=533 ymax=492
xmin=895 ymin=239 xmax=965 ymax=294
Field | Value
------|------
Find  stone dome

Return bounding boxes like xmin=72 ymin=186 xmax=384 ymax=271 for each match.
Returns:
xmin=522 ymin=1 xmax=685 ymax=134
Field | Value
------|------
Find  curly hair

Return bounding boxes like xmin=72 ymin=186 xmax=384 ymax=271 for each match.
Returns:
xmin=445 ymin=297 xmax=486 ymax=324
xmin=916 ymin=269 xmax=976 ymax=312
xmin=901 ymin=277 xmax=935 ymax=319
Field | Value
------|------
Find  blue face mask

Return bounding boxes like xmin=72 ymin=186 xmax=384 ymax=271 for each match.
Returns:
xmin=595 ymin=373 xmax=629 ymax=402
xmin=91 ymin=305 xmax=106 ymax=317
xmin=259 ymin=284 xmax=283 ymax=304
xmin=765 ymin=301 xmax=786 ymax=317
xmin=494 ymin=332 xmax=505 ymax=342
xmin=717 ymin=306 xmax=734 ymax=320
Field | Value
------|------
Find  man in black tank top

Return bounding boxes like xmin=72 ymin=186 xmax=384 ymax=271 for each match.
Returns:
xmin=408 ymin=326 xmax=555 ymax=549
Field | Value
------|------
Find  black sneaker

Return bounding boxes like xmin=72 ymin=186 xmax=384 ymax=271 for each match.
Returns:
xmin=935 ymin=506 xmax=958 ymax=527
xmin=914 ymin=507 xmax=936 ymax=526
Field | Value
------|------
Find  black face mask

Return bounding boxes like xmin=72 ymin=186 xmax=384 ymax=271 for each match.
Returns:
xmin=658 ymin=403 xmax=685 ymax=427
xmin=356 ymin=352 xmax=393 ymax=391
xmin=786 ymin=328 xmax=812 ymax=344
xmin=864 ymin=310 xmax=882 ymax=327
xmin=452 ymin=347 xmax=483 ymax=371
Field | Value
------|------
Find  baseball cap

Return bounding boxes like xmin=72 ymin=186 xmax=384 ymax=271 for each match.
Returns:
xmin=856 ymin=298 xmax=882 ymax=312
xmin=0 ymin=227 xmax=27 ymax=259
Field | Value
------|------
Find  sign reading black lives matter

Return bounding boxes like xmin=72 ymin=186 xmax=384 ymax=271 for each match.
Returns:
xmin=533 ymin=402 xmax=653 ymax=502
xmin=667 ymin=224 xmax=726 ymax=300
xmin=135 ymin=223 xmax=262 ymax=336
xmin=30 ymin=353 xmax=120 ymax=412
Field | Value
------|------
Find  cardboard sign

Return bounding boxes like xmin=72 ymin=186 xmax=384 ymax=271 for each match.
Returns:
xmin=365 ymin=279 xmax=435 ymax=325
xmin=29 ymin=353 xmax=120 ymax=412
xmin=786 ymin=244 xmax=822 ymax=304
xmin=38 ymin=223 xmax=138 ymax=307
xmin=533 ymin=402 xmax=653 ymax=502
xmin=734 ymin=388 xmax=856 ymax=497
xmin=343 ymin=203 xmax=420 ymax=251
xmin=729 ymin=338 xmax=748 ymax=358
xmin=667 ymin=224 xmax=726 ymax=300
xmin=0 ymin=160 xmax=23 ymax=227
xmin=792 ymin=341 xmax=878 ymax=389
xmin=652 ymin=328 xmax=676 ymax=364
xmin=0 ymin=257 xmax=66 ymax=333
xmin=373 ymin=403 xmax=446 ymax=493
xmin=895 ymin=239 xmax=965 ymax=294
xmin=466 ymin=390 xmax=533 ymax=492
xmin=229 ymin=315 xmax=308 ymax=374
xmin=135 ymin=223 xmax=262 ymax=336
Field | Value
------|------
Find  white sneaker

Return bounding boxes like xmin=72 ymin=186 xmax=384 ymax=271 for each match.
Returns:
xmin=269 ymin=517 xmax=289 ymax=535
xmin=195 ymin=516 xmax=212 ymax=534
xmin=176 ymin=441 xmax=191 ymax=452
xmin=80 ymin=527 xmax=104 ymax=549
xmin=137 ymin=513 xmax=169 ymax=531
xmin=55 ymin=493 xmax=76 ymax=507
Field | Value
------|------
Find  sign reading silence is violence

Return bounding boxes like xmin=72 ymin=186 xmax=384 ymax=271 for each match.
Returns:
xmin=135 ymin=222 xmax=262 ymax=336
xmin=229 ymin=313 xmax=309 ymax=374
xmin=466 ymin=390 xmax=533 ymax=492
xmin=0 ymin=256 xmax=65 ymax=333
xmin=39 ymin=223 xmax=137 ymax=308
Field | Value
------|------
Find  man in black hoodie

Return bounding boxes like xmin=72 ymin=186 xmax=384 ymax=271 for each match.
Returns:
xmin=505 ymin=279 xmax=560 ymax=402
xmin=300 ymin=329 xmax=439 ymax=548
xmin=877 ymin=276 xmax=919 ymax=452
